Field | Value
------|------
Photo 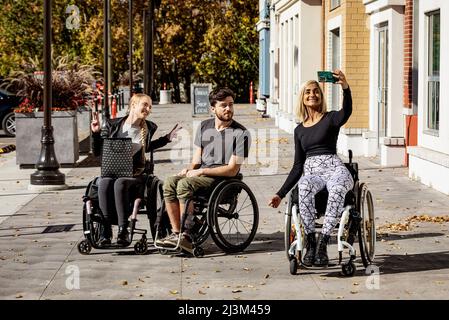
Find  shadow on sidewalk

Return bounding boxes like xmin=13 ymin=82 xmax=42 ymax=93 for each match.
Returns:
xmin=74 ymin=154 xmax=100 ymax=167
xmin=319 ymin=250 xmax=449 ymax=278
xmin=376 ymin=232 xmax=445 ymax=241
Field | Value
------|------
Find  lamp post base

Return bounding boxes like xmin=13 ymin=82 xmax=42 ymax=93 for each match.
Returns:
xmin=29 ymin=126 xmax=67 ymax=188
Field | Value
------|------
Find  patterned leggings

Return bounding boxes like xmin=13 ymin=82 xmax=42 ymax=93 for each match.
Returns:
xmin=297 ymin=154 xmax=354 ymax=236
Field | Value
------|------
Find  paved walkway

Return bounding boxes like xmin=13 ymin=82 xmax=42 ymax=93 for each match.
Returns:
xmin=1 ymin=103 xmax=449 ymax=300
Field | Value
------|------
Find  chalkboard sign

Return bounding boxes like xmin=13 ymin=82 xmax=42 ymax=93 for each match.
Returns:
xmin=191 ymin=83 xmax=212 ymax=116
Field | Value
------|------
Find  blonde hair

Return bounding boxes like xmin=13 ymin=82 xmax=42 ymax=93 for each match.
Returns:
xmin=296 ymin=80 xmax=327 ymax=123
xmin=127 ymin=94 xmax=150 ymax=175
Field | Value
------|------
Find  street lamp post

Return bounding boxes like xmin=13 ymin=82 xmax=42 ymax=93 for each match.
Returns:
xmin=129 ymin=0 xmax=133 ymax=95
xmin=143 ymin=1 xmax=154 ymax=97
xmin=101 ymin=0 xmax=111 ymax=138
xmin=29 ymin=0 xmax=66 ymax=190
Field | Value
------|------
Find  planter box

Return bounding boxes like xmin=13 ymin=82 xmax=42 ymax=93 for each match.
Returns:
xmin=76 ymin=106 xmax=91 ymax=154
xmin=16 ymin=111 xmax=79 ymax=166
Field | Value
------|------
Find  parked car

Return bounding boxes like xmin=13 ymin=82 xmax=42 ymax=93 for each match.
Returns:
xmin=0 ymin=88 xmax=22 ymax=136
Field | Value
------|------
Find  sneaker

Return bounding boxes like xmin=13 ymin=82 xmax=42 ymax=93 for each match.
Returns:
xmin=178 ymin=234 xmax=193 ymax=254
xmin=163 ymin=233 xmax=180 ymax=247
xmin=154 ymin=232 xmax=174 ymax=246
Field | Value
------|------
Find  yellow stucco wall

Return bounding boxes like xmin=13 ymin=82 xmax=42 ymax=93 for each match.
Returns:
xmin=324 ymin=0 xmax=370 ymax=129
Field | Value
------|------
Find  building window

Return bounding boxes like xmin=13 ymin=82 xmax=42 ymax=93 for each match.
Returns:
xmin=426 ymin=10 xmax=440 ymax=131
xmin=330 ymin=0 xmax=341 ymax=11
xmin=330 ymin=28 xmax=340 ymax=110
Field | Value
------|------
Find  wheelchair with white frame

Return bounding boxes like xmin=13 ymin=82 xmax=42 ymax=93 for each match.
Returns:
xmin=285 ymin=150 xmax=375 ymax=276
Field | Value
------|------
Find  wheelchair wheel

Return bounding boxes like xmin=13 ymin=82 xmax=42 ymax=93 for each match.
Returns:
xmin=191 ymin=209 xmax=210 ymax=246
xmin=358 ymin=183 xmax=375 ymax=267
xmin=341 ymin=261 xmax=356 ymax=277
xmin=208 ymin=180 xmax=259 ymax=253
xmin=148 ymin=178 xmax=167 ymax=240
xmin=134 ymin=239 xmax=148 ymax=255
xmin=289 ymin=257 xmax=298 ymax=275
xmin=285 ymin=211 xmax=294 ymax=260
xmin=77 ymin=239 xmax=92 ymax=255
xmin=82 ymin=203 xmax=102 ymax=249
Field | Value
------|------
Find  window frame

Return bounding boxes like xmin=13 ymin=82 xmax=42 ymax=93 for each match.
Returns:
xmin=424 ymin=9 xmax=440 ymax=134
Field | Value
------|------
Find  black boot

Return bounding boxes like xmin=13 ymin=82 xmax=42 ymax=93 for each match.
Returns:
xmin=98 ymin=222 xmax=112 ymax=246
xmin=303 ymin=232 xmax=316 ymax=266
xmin=314 ymin=234 xmax=330 ymax=267
xmin=117 ymin=222 xmax=130 ymax=246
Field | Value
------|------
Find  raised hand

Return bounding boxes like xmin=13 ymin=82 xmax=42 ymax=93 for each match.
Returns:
xmin=333 ymin=69 xmax=349 ymax=90
xmin=168 ymin=123 xmax=182 ymax=141
xmin=91 ymin=111 xmax=100 ymax=133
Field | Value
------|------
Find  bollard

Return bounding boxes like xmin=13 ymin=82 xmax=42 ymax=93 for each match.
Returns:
xmin=249 ymin=81 xmax=254 ymax=104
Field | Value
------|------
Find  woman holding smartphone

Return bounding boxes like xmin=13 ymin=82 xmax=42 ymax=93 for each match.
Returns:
xmin=268 ymin=69 xmax=353 ymax=267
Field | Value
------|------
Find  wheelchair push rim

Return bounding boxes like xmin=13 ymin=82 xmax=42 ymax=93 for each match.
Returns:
xmin=358 ymin=183 xmax=376 ymax=267
xmin=81 ymin=202 xmax=103 ymax=250
xmin=208 ymin=180 xmax=259 ymax=253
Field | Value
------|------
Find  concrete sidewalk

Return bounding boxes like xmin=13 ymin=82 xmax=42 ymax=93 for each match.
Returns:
xmin=0 ymin=103 xmax=449 ymax=300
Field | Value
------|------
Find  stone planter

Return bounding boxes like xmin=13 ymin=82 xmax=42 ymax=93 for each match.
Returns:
xmin=76 ymin=106 xmax=91 ymax=154
xmin=16 ymin=111 xmax=79 ymax=166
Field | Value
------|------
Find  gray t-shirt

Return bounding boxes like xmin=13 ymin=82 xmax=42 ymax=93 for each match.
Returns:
xmin=194 ymin=118 xmax=251 ymax=168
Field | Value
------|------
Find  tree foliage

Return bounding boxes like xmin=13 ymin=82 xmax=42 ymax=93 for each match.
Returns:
xmin=0 ymin=0 xmax=259 ymax=102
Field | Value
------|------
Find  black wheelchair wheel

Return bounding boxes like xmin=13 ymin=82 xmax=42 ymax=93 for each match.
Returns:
xmin=358 ymin=183 xmax=375 ymax=268
xmin=341 ymin=261 xmax=356 ymax=277
xmin=148 ymin=178 xmax=168 ymax=241
xmin=191 ymin=208 xmax=210 ymax=246
xmin=207 ymin=181 xmax=259 ymax=253
xmin=289 ymin=257 xmax=298 ymax=275
xmin=77 ymin=240 xmax=92 ymax=255
xmin=285 ymin=211 xmax=293 ymax=260
xmin=82 ymin=203 xmax=102 ymax=249
xmin=134 ymin=240 xmax=148 ymax=255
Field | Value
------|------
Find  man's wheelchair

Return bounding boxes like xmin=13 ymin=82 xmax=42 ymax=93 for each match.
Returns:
xmin=77 ymin=173 xmax=165 ymax=255
xmin=153 ymin=175 xmax=259 ymax=257
xmin=285 ymin=150 xmax=375 ymax=276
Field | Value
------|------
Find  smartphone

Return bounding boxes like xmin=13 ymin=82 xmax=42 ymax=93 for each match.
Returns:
xmin=317 ymin=71 xmax=338 ymax=83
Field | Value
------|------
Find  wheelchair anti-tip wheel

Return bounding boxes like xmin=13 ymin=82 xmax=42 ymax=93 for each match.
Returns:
xmin=77 ymin=240 xmax=92 ymax=255
xmin=358 ymin=183 xmax=375 ymax=268
xmin=341 ymin=261 xmax=356 ymax=277
xmin=207 ymin=180 xmax=259 ymax=253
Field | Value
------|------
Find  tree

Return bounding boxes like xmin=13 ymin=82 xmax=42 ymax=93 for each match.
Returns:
xmin=0 ymin=0 xmax=259 ymax=102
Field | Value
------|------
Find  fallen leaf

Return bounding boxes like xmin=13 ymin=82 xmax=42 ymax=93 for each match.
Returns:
xmin=336 ymin=296 xmax=344 ymax=299
xmin=121 ymin=280 xmax=128 ymax=286
xmin=137 ymin=294 xmax=144 ymax=297
xmin=16 ymin=294 xmax=23 ymax=298
xmin=264 ymin=274 xmax=270 ymax=279
xmin=243 ymin=267 xmax=252 ymax=271
xmin=198 ymin=290 xmax=206 ymax=295
xmin=353 ymin=282 xmax=359 ymax=286
xmin=350 ymin=290 xmax=358 ymax=294
xmin=170 ymin=290 xmax=179 ymax=295
xmin=232 ymin=289 xmax=242 ymax=293
xmin=138 ymin=278 xmax=145 ymax=282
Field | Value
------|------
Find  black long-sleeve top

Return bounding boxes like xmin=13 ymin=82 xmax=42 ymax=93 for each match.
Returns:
xmin=276 ymin=87 xmax=352 ymax=199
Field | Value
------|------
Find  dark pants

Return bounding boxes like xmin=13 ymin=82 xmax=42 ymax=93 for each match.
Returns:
xmin=98 ymin=176 xmax=145 ymax=226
